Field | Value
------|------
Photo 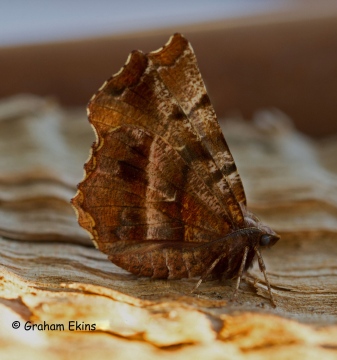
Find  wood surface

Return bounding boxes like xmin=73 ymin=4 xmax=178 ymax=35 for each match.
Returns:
xmin=0 ymin=95 xmax=336 ymax=359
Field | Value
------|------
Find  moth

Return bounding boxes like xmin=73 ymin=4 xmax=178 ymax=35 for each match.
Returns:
xmin=71 ymin=33 xmax=280 ymax=306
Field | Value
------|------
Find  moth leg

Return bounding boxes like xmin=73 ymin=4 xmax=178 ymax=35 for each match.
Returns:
xmin=191 ymin=255 xmax=224 ymax=293
xmin=255 ymin=247 xmax=276 ymax=308
xmin=230 ymin=246 xmax=249 ymax=302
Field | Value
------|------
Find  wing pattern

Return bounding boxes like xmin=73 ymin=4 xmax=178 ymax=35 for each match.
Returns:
xmin=71 ymin=33 xmax=251 ymax=279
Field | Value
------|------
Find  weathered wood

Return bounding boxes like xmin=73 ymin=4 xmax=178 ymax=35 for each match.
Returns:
xmin=0 ymin=95 xmax=336 ymax=359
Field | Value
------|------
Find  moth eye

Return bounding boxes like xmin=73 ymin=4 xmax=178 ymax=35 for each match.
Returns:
xmin=259 ymin=234 xmax=280 ymax=247
xmin=260 ymin=234 xmax=272 ymax=246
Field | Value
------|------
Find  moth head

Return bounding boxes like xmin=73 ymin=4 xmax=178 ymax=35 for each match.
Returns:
xmin=259 ymin=233 xmax=280 ymax=248
xmin=242 ymin=206 xmax=280 ymax=248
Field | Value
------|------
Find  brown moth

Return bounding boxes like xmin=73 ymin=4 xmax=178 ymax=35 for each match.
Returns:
xmin=71 ymin=33 xmax=280 ymax=306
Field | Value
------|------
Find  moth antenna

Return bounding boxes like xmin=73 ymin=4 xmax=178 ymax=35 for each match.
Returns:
xmin=191 ymin=255 xmax=224 ymax=293
xmin=254 ymin=247 xmax=276 ymax=308
xmin=231 ymin=246 xmax=249 ymax=302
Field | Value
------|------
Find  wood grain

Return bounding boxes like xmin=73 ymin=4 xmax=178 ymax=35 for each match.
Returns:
xmin=0 ymin=95 xmax=336 ymax=359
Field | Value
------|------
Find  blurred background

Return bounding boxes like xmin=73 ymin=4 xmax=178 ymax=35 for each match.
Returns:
xmin=1 ymin=0 xmax=290 ymax=47
xmin=1 ymin=0 xmax=337 ymax=136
